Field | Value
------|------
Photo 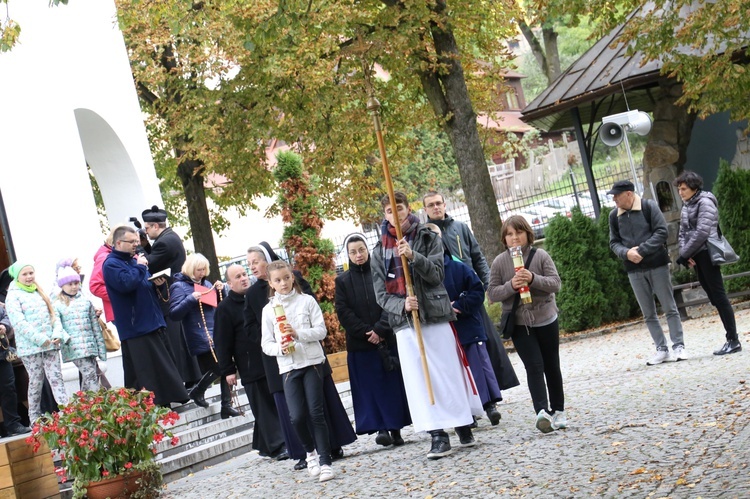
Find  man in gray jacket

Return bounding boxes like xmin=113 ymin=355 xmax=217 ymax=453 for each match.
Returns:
xmin=608 ymin=180 xmax=685 ymax=365
xmin=372 ymin=191 xmax=482 ymax=460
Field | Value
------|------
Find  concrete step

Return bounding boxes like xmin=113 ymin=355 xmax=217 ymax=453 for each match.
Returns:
xmin=156 ymin=412 xmax=254 ymax=459
xmin=159 ymin=427 xmax=255 ymax=483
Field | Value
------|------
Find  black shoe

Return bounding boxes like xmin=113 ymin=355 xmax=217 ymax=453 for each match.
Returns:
xmin=6 ymin=423 xmax=31 ymax=436
xmin=331 ymin=448 xmax=344 ymax=461
xmin=293 ymin=458 xmax=307 ymax=471
xmin=375 ymin=430 xmax=393 ymax=446
xmin=714 ymin=339 xmax=742 ymax=356
xmin=455 ymin=425 xmax=476 ymax=447
xmin=390 ymin=430 xmax=405 ymax=446
xmin=221 ymin=405 xmax=241 ymax=419
xmin=426 ymin=432 xmax=452 ymax=459
xmin=468 ymin=415 xmax=478 ymax=429
xmin=269 ymin=447 xmax=289 ymax=461
xmin=188 ymin=389 xmax=208 ymax=408
xmin=485 ymin=404 xmax=501 ymax=426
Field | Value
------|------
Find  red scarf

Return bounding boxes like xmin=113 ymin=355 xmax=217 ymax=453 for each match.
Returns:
xmin=380 ymin=213 xmax=420 ymax=298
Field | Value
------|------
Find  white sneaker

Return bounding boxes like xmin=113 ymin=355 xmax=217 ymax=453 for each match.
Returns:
xmin=306 ymin=451 xmax=320 ymax=477
xmin=318 ymin=464 xmax=334 ymax=482
xmin=535 ymin=410 xmax=553 ymax=433
xmin=646 ymin=350 xmax=673 ymax=365
xmin=673 ymin=345 xmax=688 ymax=361
xmin=551 ymin=411 xmax=567 ymax=430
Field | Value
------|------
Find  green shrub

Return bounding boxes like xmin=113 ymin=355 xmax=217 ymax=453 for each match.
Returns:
xmin=712 ymin=161 xmax=750 ymax=292
xmin=544 ymin=208 xmax=608 ymax=332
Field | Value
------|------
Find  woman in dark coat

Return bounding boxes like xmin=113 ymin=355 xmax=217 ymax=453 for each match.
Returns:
xmin=674 ymin=170 xmax=741 ymax=356
xmin=169 ymin=253 xmax=239 ymax=418
xmin=334 ymin=234 xmax=411 ymax=447
xmin=244 ymin=242 xmax=356 ymax=470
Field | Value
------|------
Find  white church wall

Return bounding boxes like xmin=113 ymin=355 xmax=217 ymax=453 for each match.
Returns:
xmin=0 ymin=0 xmax=161 ymax=284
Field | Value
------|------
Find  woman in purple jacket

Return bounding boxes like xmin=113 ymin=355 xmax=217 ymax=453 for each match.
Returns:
xmin=169 ymin=254 xmax=239 ymax=418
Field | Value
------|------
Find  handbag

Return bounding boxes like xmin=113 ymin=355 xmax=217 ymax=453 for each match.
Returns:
xmin=707 ymin=225 xmax=739 ymax=266
xmin=0 ymin=333 xmax=18 ymax=362
xmin=498 ymin=248 xmax=537 ymax=340
xmin=98 ymin=317 xmax=121 ymax=352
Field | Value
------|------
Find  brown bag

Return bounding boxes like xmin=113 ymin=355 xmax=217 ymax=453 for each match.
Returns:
xmin=98 ymin=317 xmax=121 ymax=352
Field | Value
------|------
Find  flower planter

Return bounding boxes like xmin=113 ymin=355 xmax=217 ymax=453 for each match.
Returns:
xmin=327 ymin=351 xmax=349 ymax=384
xmin=85 ymin=471 xmax=143 ymax=499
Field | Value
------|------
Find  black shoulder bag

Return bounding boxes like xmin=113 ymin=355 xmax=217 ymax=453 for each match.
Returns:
xmin=498 ymin=248 xmax=537 ymax=340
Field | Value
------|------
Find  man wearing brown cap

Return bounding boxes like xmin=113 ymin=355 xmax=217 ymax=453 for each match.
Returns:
xmin=607 ymin=180 xmax=685 ymax=366
xmin=141 ymin=205 xmax=201 ymax=388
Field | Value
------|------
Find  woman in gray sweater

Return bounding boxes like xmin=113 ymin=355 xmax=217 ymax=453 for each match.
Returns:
xmin=487 ymin=215 xmax=565 ymax=434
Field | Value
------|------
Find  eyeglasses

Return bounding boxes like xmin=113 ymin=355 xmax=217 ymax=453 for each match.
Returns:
xmin=119 ymin=239 xmax=140 ymax=245
xmin=348 ymin=248 xmax=368 ymax=256
xmin=425 ymin=201 xmax=444 ymax=209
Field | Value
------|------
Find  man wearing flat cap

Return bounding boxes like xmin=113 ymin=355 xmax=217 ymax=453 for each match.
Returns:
xmin=608 ymin=180 xmax=685 ymax=366
xmin=141 ymin=205 xmax=201 ymax=388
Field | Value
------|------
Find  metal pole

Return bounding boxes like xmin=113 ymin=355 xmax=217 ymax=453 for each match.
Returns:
xmin=621 ymin=132 xmax=641 ymax=195
xmin=366 ymin=94 xmax=435 ymax=405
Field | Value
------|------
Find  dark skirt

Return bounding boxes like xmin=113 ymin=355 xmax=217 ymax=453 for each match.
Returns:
xmin=164 ymin=318 xmax=201 ymax=385
xmin=244 ymin=380 xmax=285 ymax=456
xmin=273 ymin=374 xmax=357 ymax=460
xmin=121 ymin=329 xmax=189 ymax=406
xmin=464 ymin=342 xmax=502 ymax=407
xmin=481 ymin=306 xmax=520 ymax=390
xmin=348 ymin=348 xmax=412 ymax=435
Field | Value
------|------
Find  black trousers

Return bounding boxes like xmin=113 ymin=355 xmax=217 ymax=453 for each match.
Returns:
xmin=511 ymin=319 xmax=565 ymax=414
xmin=283 ymin=364 xmax=331 ymax=466
xmin=693 ymin=249 xmax=738 ymax=341
xmin=0 ymin=359 xmax=21 ymax=429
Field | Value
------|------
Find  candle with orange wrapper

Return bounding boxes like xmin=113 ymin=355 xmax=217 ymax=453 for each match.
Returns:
xmin=273 ymin=304 xmax=296 ymax=353
xmin=511 ymin=246 xmax=532 ymax=304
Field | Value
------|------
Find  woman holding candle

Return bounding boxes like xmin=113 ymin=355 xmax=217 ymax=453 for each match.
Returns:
xmin=487 ymin=215 xmax=565 ymax=434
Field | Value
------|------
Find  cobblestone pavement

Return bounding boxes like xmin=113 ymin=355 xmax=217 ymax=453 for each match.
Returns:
xmin=164 ymin=308 xmax=750 ymax=498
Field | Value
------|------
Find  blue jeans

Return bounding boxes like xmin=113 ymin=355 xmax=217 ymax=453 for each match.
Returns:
xmin=628 ymin=265 xmax=684 ymax=351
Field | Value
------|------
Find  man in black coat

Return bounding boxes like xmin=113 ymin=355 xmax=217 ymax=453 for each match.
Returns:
xmin=141 ymin=205 xmax=201 ymax=387
xmin=215 ymin=264 xmax=287 ymax=459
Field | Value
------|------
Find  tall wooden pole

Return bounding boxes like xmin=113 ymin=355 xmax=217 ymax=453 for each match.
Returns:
xmin=366 ymin=93 xmax=435 ymax=405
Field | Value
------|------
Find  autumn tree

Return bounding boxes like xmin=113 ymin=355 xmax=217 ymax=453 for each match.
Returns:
xmin=226 ymin=0 xmax=519 ymax=260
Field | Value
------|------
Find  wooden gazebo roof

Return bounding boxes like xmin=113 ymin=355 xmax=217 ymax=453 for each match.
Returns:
xmin=521 ymin=6 xmax=664 ymax=132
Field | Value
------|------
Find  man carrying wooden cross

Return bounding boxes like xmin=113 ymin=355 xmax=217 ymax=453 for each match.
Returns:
xmin=371 ymin=191 xmax=482 ymax=460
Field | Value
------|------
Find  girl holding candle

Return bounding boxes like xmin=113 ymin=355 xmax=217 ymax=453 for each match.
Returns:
xmin=487 ymin=215 xmax=565 ymax=434
xmin=261 ymin=260 xmax=334 ymax=483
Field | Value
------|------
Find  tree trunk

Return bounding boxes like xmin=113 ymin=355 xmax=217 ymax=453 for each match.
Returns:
xmin=419 ymin=7 xmax=504 ymax=261
xmin=519 ymin=20 xmax=549 ymax=82
xmin=542 ymin=27 xmax=561 ymax=83
xmin=176 ymin=157 xmax=221 ymax=282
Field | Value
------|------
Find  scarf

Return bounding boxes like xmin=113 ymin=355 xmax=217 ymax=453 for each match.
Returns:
xmin=15 ymin=280 xmax=37 ymax=293
xmin=380 ymin=213 xmax=420 ymax=298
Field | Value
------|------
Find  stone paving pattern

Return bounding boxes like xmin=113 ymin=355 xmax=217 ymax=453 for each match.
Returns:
xmin=164 ymin=308 xmax=750 ymax=498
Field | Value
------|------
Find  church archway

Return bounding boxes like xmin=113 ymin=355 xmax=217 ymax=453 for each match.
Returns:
xmin=73 ymin=108 xmax=149 ymax=227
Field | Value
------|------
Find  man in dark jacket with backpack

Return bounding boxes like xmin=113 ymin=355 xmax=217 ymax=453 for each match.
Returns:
xmin=608 ymin=180 xmax=685 ymax=366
